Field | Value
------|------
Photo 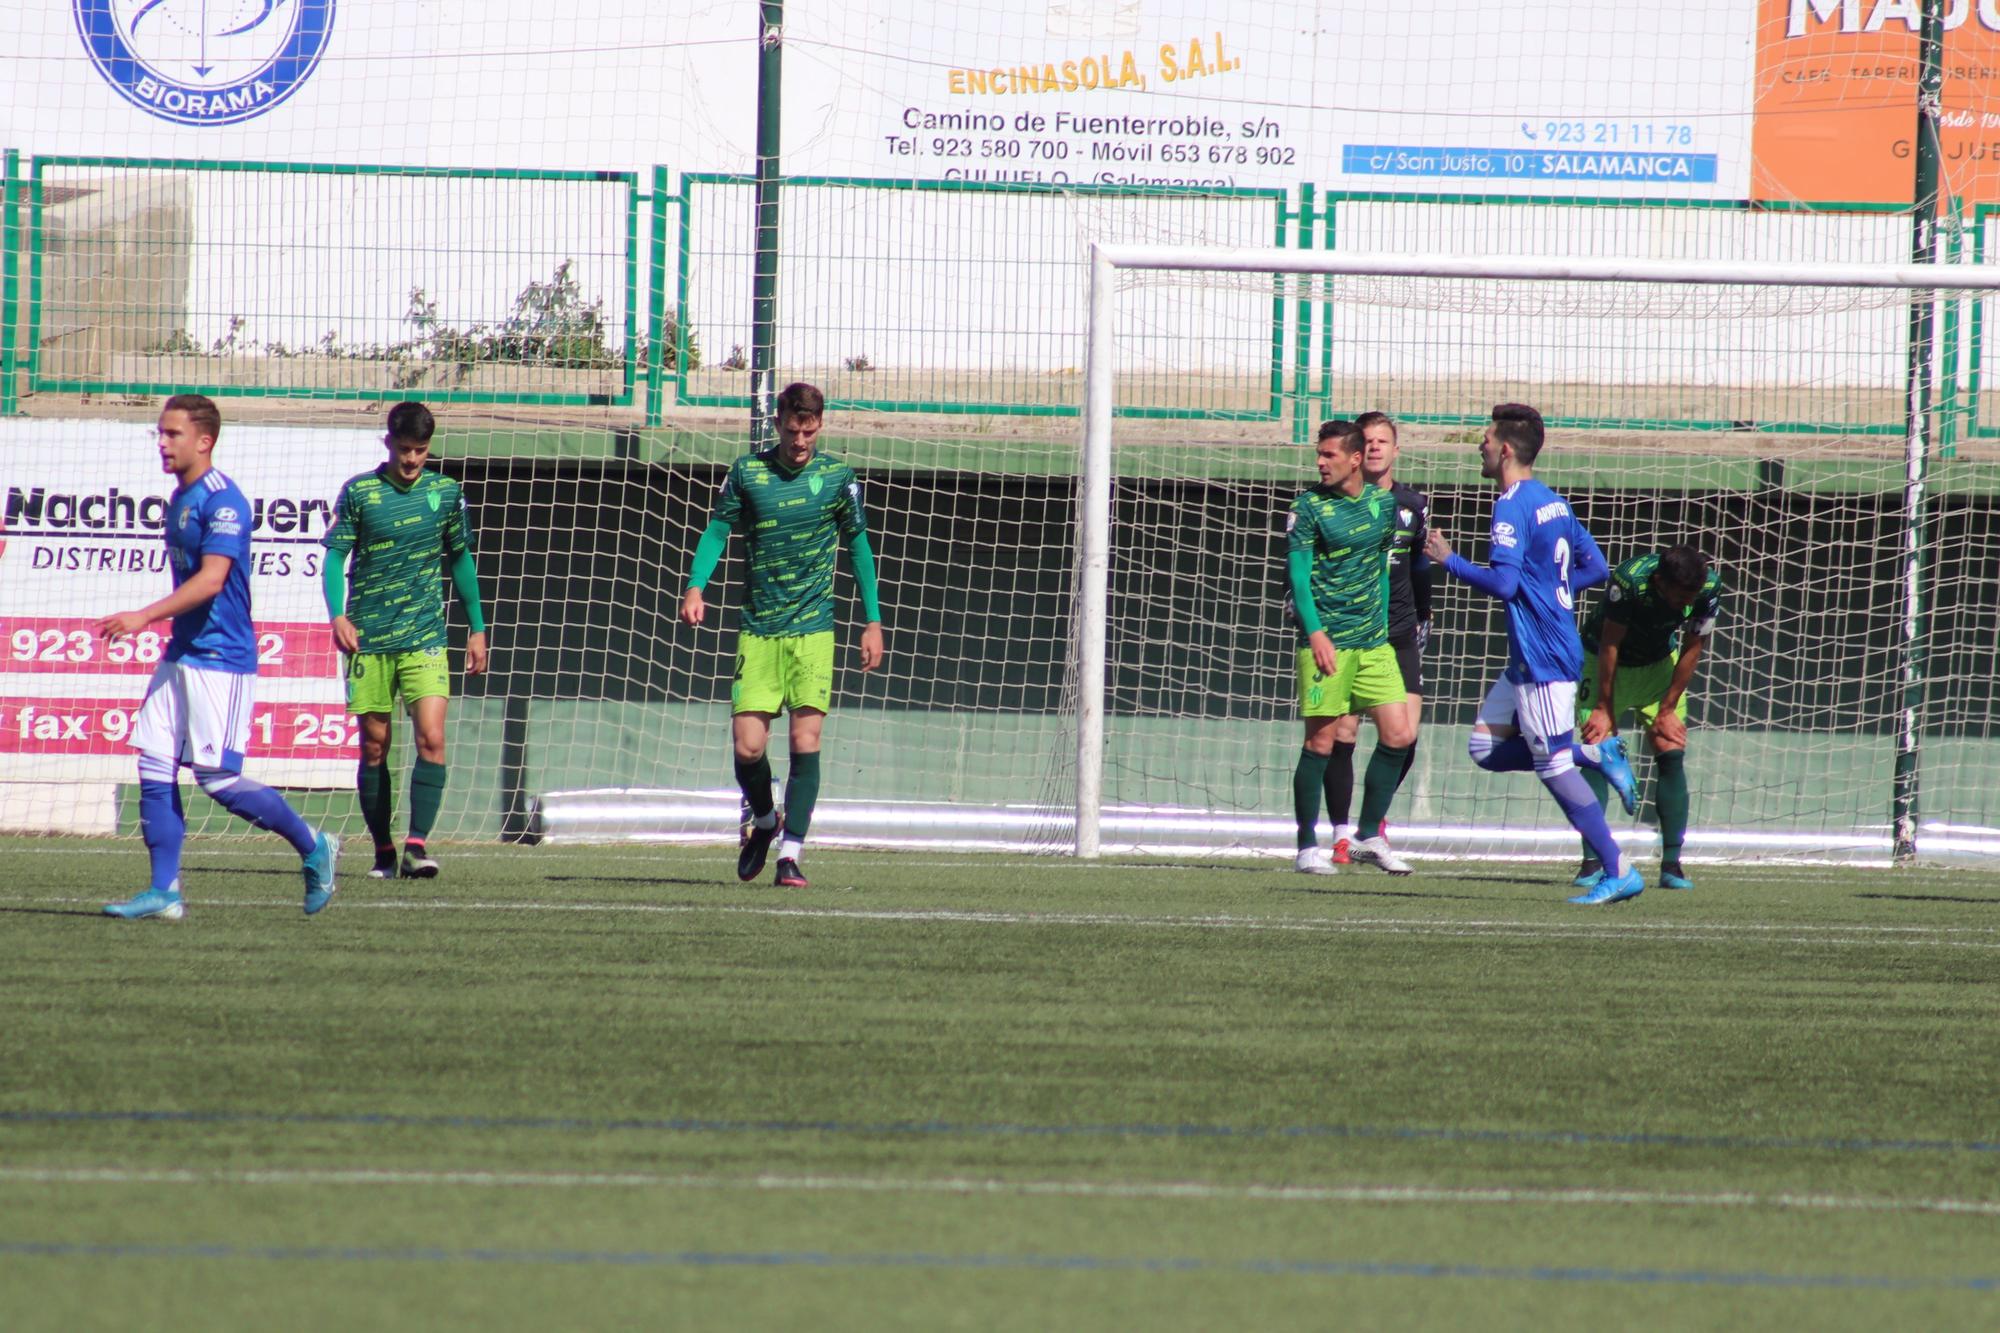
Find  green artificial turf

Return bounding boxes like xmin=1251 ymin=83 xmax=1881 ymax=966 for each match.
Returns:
xmin=1 ymin=838 xmax=1997 ymax=1330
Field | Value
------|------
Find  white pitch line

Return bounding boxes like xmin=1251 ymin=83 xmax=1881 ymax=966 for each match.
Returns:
xmin=5 ymin=1166 xmax=1997 ymax=1218
xmin=22 ymin=844 xmax=2000 ymax=883
xmin=11 ymin=895 xmax=2000 ymax=949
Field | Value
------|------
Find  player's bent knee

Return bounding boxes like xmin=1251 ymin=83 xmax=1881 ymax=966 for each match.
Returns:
xmin=192 ymin=764 xmax=245 ymax=797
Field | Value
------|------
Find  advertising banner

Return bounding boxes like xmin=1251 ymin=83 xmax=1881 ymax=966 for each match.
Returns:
xmin=1753 ymin=0 xmax=2000 ymax=205
xmin=0 ymin=421 xmax=386 ymax=801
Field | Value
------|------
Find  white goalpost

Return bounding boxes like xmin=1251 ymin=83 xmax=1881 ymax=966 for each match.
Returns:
xmin=1072 ymin=243 xmax=2000 ymax=864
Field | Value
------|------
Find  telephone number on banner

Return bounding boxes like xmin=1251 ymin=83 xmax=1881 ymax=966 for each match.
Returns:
xmin=0 ymin=618 xmax=340 ymax=679
xmin=0 ymin=696 xmax=360 ymax=758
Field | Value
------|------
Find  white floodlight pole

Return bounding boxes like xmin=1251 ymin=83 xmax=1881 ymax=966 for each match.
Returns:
xmin=1075 ymin=245 xmax=1115 ymax=858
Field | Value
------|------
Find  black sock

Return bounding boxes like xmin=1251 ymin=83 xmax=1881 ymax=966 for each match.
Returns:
xmin=1323 ymin=740 xmax=1357 ymax=830
xmin=734 ymin=754 xmax=775 ymax=820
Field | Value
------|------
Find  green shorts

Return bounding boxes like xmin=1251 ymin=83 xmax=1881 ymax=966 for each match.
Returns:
xmin=346 ymin=647 xmax=450 ymax=716
xmin=733 ymin=631 xmax=835 ymax=715
xmin=1298 ymin=643 xmax=1405 ymax=719
xmin=1578 ymin=651 xmax=1683 ymax=730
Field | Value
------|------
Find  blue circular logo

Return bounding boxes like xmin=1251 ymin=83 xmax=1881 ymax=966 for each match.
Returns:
xmin=75 ymin=0 xmax=335 ymax=126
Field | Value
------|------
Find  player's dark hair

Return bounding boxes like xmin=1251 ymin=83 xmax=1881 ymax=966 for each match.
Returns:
xmin=386 ymin=401 xmax=436 ymax=444
xmin=1334 ymin=422 xmax=1365 ymax=454
xmin=1354 ymin=410 xmax=1397 ymax=440
xmin=1315 ymin=418 xmax=1353 ymax=443
xmin=776 ymin=382 xmax=826 ymax=420
xmin=163 ymin=393 xmax=221 ymax=442
xmin=1490 ymin=402 xmax=1544 ymax=465
xmin=1659 ymin=544 xmax=1709 ymax=590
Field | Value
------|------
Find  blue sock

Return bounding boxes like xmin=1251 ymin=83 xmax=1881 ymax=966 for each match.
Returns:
xmin=138 ymin=779 xmax=185 ymax=892
xmin=1542 ymin=765 xmax=1624 ymax=873
xmin=195 ymin=768 xmax=317 ymax=856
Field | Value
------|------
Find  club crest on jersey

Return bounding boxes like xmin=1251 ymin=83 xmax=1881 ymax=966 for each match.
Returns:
xmin=428 ymin=491 xmax=441 ymax=512
xmin=75 ymin=0 xmax=336 ymax=127
xmin=809 ymin=475 xmax=824 ymax=496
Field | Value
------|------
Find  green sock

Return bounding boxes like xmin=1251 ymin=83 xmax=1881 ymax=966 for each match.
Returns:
xmin=1581 ymin=767 xmax=1610 ymax=858
xmin=1293 ymin=748 xmax=1331 ymax=849
xmin=408 ymin=758 xmax=447 ymax=843
xmin=1355 ymin=742 xmax=1413 ymax=841
xmin=1655 ymin=750 xmax=1690 ymax=863
xmin=357 ymin=761 xmax=394 ymax=853
xmin=783 ymin=750 xmax=822 ymax=840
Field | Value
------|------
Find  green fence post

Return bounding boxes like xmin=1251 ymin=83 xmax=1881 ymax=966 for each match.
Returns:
xmin=1892 ymin=0 xmax=1945 ymax=864
xmin=647 ymin=165 xmax=669 ymax=428
xmin=1291 ymin=183 xmax=1315 ymax=445
xmin=2 ymin=148 xmax=20 ymax=416
xmin=751 ymin=0 xmax=784 ymax=450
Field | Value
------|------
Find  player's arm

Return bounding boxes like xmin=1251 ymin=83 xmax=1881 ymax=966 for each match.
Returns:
xmin=1410 ymin=494 xmax=1436 ymax=650
xmin=1285 ymin=500 xmax=1336 ymax=675
xmin=442 ymin=486 xmax=489 ymax=675
xmin=322 ymin=480 xmax=361 ymax=654
xmin=1427 ymin=503 xmax=1522 ymax=601
xmin=835 ymin=474 xmax=885 ymax=672
xmin=1651 ymin=632 xmax=1705 ymax=748
xmin=96 ymin=554 xmax=231 ymax=640
xmin=1581 ymin=619 xmax=1627 ymax=743
xmin=681 ymin=466 xmax=741 ymax=627
xmin=1570 ymin=525 xmax=1610 ymax=593
xmin=1653 ymin=587 xmax=1718 ymax=747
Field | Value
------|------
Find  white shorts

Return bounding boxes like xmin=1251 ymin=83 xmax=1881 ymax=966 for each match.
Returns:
xmin=131 ymin=659 xmax=256 ymax=771
xmin=1477 ymin=677 xmax=1578 ymax=760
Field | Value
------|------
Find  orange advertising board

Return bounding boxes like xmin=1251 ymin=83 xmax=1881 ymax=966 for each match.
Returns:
xmin=1753 ymin=0 xmax=2000 ymax=205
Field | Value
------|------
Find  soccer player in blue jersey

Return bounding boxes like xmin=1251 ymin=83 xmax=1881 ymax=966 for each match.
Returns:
xmin=1423 ymin=404 xmax=1644 ymax=905
xmin=96 ymin=395 xmax=339 ymax=920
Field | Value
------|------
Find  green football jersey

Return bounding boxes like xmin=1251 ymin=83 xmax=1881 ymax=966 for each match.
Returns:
xmin=1581 ymin=551 xmax=1723 ymax=667
xmin=1287 ymin=484 xmax=1395 ymax=650
xmin=709 ymin=449 xmax=867 ymax=637
xmin=322 ymin=465 xmax=473 ymax=653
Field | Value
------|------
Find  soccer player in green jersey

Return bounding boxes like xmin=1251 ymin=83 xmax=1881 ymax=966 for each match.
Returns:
xmin=1323 ymin=411 xmax=1434 ymax=864
xmin=681 ymin=382 xmax=885 ymax=888
xmin=1287 ymin=421 xmax=1418 ymax=876
xmin=1573 ymin=544 xmax=1721 ymax=892
xmin=322 ymin=402 xmax=488 ymax=880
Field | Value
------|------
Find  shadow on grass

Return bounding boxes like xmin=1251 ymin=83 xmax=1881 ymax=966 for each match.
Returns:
xmin=1856 ymin=892 xmax=2000 ymax=905
xmin=544 ymin=876 xmax=721 ymax=889
xmin=0 ymin=905 xmax=112 ymax=918
xmin=1285 ymin=885 xmax=1494 ymax=902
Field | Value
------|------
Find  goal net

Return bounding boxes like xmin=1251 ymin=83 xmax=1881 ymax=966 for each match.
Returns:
xmin=1048 ymin=241 xmax=2000 ymax=866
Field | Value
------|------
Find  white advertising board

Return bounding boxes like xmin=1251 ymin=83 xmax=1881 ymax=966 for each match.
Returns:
xmin=0 ymin=420 xmax=387 ymax=824
xmin=4 ymin=2 xmax=1753 ymax=193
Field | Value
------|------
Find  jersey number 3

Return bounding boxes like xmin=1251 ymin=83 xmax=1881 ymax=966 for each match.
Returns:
xmin=1552 ymin=538 xmax=1573 ymax=610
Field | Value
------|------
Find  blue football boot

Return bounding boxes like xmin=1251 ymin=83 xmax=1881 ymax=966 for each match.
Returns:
xmin=302 ymin=831 xmax=340 ymax=915
xmin=1569 ymin=864 xmax=1644 ymax=905
xmin=105 ymin=884 xmax=186 ymax=921
xmin=1596 ymin=735 xmax=1640 ymax=815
